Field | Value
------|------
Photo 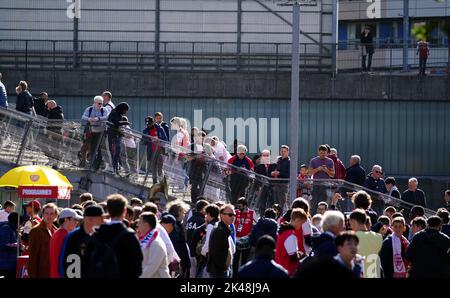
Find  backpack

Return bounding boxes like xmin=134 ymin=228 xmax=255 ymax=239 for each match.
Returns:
xmin=88 ymin=106 xmax=104 ymax=117
xmin=87 ymin=229 xmax=128 ymax=278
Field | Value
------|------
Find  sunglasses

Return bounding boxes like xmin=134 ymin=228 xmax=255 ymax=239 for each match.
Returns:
xmin=222 ymin=213 xmax=236 ymax=217
xmin=374 ymin=171 xmax=382 ymax=174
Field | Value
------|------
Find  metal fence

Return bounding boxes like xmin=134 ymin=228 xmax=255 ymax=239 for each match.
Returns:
xmin=0 ymin=106 xmax=436 ymax=218
xmin=0 ymin=39 xmax=448 ymax=74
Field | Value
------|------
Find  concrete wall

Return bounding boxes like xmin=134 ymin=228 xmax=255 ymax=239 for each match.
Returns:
xmin=2 ymin=69 xmax=450 ymax=101
xmin=339 ymin=0 xmax=450 ymax=21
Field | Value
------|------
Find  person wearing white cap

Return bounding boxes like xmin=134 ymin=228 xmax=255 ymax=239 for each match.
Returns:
xmin=79 ymin=96 xmax=108 ymax=169
xmin=50 ymin=208 xmax=82 ymax=278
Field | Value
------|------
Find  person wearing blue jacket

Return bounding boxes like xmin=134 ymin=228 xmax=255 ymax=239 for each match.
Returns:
xmin=0 ymin=73 xmax=8 ymax=108
xmin=142 ymin=116 xmax=168 ymax=184
xmin=0 ymin=212 xmax=18 ymax=279
xmin=238 ymin=235 xmax=288 ymax=278
xmin=249 ymin=208 xmax=278 ymax=247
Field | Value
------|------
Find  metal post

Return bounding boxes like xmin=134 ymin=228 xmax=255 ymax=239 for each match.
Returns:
xmin=73 ymin=15 xmax=79 ymax=68
xmin=402 ymin=0 xmax=409 ymax=71
xmin=289 ymin=2 xmax=300 ymax=204
xmin=155 ymin=0 xmax=161 ymax=69
xmin=25 ymin=40 xmax=28 ymax=81
xmin=237 ymin=0 xmax=243 ymax=69
xmin=331 ymin=0 xmax=339 ymax=75
xmin=16 ymin=119 xmax=34 ymax=166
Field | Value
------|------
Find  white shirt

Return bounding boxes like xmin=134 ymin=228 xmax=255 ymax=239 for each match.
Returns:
xmin=121 ymin=125 xmax=137 ymax=148
xmin=214 ymin=141 xmax=231 ymax=162
xmin=284 ymin=234 xmax=298 ymax=255
xmin=104 ymin=101 xmax=115 ymax=116
xmin=0 ymin=209 xmax=10 ymax=222
xmin=201 ymin=222 xmax=217 ymax=256
xmin=157 ymin=224 xmax=180 ymax=263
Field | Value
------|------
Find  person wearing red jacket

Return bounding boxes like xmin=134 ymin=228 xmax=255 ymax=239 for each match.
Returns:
xmin=228 ymin=145 xmax=254 ymax=205
xmin=327 ymin=146 xmax=346 ymax=180
xmin=50 ymin=209 xmax=82 ymax=278
xmin=275 ymin=208 xmax=307 ymax=276
xmin=233 ymin=197 xmax=256 ymax=276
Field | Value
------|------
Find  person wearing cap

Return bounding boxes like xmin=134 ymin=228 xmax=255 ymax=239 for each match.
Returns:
xmin=160 ymin=213 xmax=182 ymax=277
xmin=227 ymin=145 xmax=254 ymax=205
xmin=142 ymin=115 xmax=168 ymax=184
xmin=50 ymin=208 xmax=83 ymax=278
xmin=85 ymin=194 xmax=142 ymax=278
xmin=237 ymin=235 xmax=288 ymax=278
xmin=21 ymin=200 xmax=42 ymax=254
xmin=79 ymin=96 xmax=108 ymax=168
xmin=61 ymin=205 xmax=105 ymax=278
xmin=28 ymin=203 xmax=58 ymax=278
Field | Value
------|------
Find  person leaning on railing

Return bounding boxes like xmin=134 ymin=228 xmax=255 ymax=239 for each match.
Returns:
xmin=0 ymin=73 xmax=8 ymax=109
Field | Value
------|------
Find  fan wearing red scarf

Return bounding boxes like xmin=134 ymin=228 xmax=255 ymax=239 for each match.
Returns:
xmin=379 ymin=217 xmax=409 ymax=278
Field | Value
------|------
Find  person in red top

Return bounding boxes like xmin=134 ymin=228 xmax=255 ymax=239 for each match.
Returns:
xmin=275 ymin=208 xmax=307 ymax=276
xmin=228 ymin=145 xmax=254 ymax=205
xmin=232 ymin=197 xmax=256 ymax=276
xmin=50 ymin=208 xmax=82 ymax=278
xmin=416 ymin=40 xmax=430 ymax=76
xmin=326 ymin=146 xmax=346 ymax=180
xmin=28 ymin=203 xmax=59 ymax=278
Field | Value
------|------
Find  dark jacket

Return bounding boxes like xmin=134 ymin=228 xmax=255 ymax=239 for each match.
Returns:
xmin=379 ymin=234 xmax=409 ymax=278
xmin=406 ymin=228 xmax=450 ymax=278
xmin=312 ymin=232 xmax=338 ymax=258
xmin=159 ymin=121 xmax=170 ymax=141
xmin=186 ymin=211 xmax=206 ymax=257
xmin=61 ymin=225 xmax=92 ymax=278
xmin=402 ymin=189 xmax=427 ymax=208
xmin=107 ymin=102 xmax=129 ymax=136
xmin=142 ymin=124 xmax=168 ymax=160
xmin=364 ymin=175 xmax=387 ymax=194
xmin=255 ymin=163 xmax=277 ymax=178
xmin=0 ymin=81 xmax=8 ymax=108
xmin=86 ymin=222 xmax=143 ymax=278
xmin=360 ymin=31 xmax=374 ymax=54
xmin=0 ymin=222 xmax=17 ymax=270
xmin=207 ymin=221 xmax=232 ymax=274
xmin=16 ymin=90 xmax=34 ymax=114
xmin=237 ymin=256 xmax=289 ymax=278
xmin=249 ymin=217 xmax=278 ymax=247
xmin=170 ymin=220 xmax=191 ymax=270
xmin=274 ymin=156 xmax=290 ymax=183
xmin=441 ymin=224 xmax=450 ymax=238
xmin=344 ymin=164 xmax=366 ymax=187
xmin=191 ymin=222 xmax=207 ymax=258
xmin=33 ymin=96 xmax=48 ymax=117
xmin=47 ymin=105 xmax=64 ymax=134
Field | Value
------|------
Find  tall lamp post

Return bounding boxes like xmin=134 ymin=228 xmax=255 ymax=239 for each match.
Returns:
xmin=278 ymin=0 xmax=317 ymax=205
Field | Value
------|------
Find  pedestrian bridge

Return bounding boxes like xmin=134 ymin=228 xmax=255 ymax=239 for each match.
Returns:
xmin=0 ymin=107 xmax=435 ymax=217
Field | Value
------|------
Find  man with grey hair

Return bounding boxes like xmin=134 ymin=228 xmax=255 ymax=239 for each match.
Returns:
xmin=364 ymin=164 xmax=387 ymax=215
xmin=79 ymin=96 xmax=108 ymax=169
xmin=402 ymin=177 xmax=427 ymax=210
xmin=227 ymin=145 xmax=254 ymax=205
xmin=0 ymin=73 xmax=8 ymax=108
xmin=311 ymin=210 xmax=345 ymax=258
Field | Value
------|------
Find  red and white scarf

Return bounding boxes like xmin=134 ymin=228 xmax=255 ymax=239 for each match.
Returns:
xmin=392 ymin=234 xmax=407 ymax=278
xmin=139 ymin=229 xmax=159 ymax=249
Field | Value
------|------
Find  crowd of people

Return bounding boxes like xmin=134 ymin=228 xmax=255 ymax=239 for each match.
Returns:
xmin=1 ymin=78 xmax=450 ymax=279
xmin=0 ymin=188 xmax=449 ymax=279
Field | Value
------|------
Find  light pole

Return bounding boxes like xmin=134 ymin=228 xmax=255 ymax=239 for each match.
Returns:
xmin=402 ymin=0 xmax=409 ymax=71
xmin=278 ymin=0 xmax=316 ymax=205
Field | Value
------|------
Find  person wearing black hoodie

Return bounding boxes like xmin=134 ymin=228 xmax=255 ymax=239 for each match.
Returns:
xmin=15 ymin=81 xmax=34 ymax=115
xmin=185 ymin=199 xmax=208 ymax=278
xmin=42 ymin=100 xmax=64 ymax=164
xmin=0 ymin=212 xmax=19 ymax=279
xmin=85 ymin=194 xmax=142 ymax=278
xmin=406 ymin=216 xmax=450 ymax=278
xmin=249 ymin=208 xmax=278 ymax=247
xmin=107 ymin=102 xmax=130 ymax=175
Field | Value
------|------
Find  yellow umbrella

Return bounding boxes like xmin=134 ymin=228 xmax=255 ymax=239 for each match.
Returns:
xmin=0 ymin=165 xmax=73 ymax=189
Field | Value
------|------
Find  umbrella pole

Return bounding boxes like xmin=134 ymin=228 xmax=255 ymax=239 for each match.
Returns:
xmin=17 ymin=196 xmax=22 ymax=258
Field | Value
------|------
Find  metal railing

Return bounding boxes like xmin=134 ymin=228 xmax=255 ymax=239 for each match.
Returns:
xmin=0 ymin=39 xmax=448 ymax=75
xmin=0 ymin=107 xmax=437 ymax=218
xmin=0 ymin=39 xmax=333 ymax=73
